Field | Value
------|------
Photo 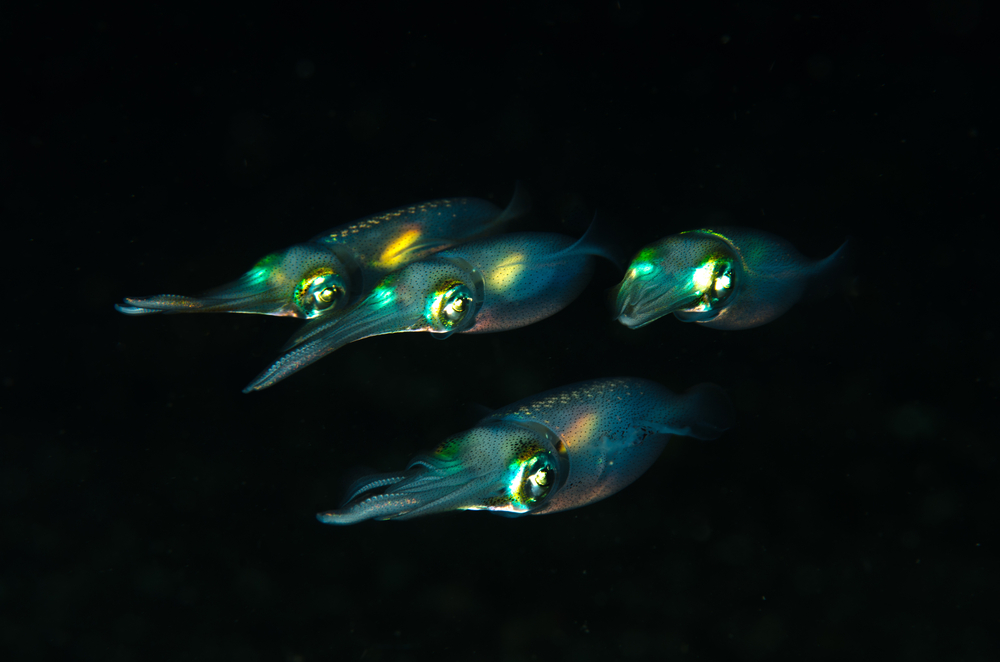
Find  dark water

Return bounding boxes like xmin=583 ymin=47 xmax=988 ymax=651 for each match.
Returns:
xmin=3 ymin=2 xmax=995 ymax=660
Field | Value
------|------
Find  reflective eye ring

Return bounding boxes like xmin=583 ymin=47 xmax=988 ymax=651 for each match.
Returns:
xmin=314 ymin=285 xmax=338 ymax=307
xmin=513 ymin=454 xmax=557 ymax=508
xmin=427 ymin=281 xmax=474 ymax=331
xmin=525 ymin=463 xmax=552 ymax=498
xmin=295 ymin=269 xmax=345 ymax=315
xmin=441 ymin=289 xmax=469 ymax=322
xmin=685 ymin=259 xmax=735 ymax=313
xmin=706 ymin=260 xmax=734 ymax=304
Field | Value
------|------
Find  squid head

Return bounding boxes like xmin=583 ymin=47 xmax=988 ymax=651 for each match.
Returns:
xmin=320 ymin=420 xmax=569 ymax=524
xmin=117 ymin=244 xmax=358 ymax=318
xmin=614 ymin=227 xmax=850 ymax=330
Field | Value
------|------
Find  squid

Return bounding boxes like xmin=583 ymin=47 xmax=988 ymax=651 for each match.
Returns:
xmin=318 ymin=377 xmax=734 ymax=524
xmin=115 ymin=184 xmax=528 ymax=319
xmin=613 ymin=227 xmax=850 ymax=330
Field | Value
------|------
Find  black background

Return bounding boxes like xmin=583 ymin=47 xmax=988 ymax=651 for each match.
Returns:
xmin=3 ymin=1 xmax=996 ymax=660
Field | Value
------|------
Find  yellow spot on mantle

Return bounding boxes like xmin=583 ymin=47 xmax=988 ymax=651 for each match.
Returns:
xmin=488 ymin=253 xmax=526 ymax=290
xmin=562 ymin=411 xmax=600 ymax=444
xmin=375 ymin=228 xmax=423 ymax=268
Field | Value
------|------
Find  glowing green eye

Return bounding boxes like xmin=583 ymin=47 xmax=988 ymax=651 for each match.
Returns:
xmin=684 ymin=258 xmax=734 ymax=313
xmin=295 ymin=270 xmax=346 ymax=316
xmin=426 ymin=281 xmax=474 ymax=331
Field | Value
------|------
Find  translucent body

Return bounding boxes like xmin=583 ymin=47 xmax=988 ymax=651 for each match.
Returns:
xmin=614 ymin=227 xmax=850 ymax=330
xmin=115 ymin=185 xmax=528 ymax=319
xmin=318 ymin=378 xmax=734 ymax=524
xmin=244 ymin=231 xmax=604 ymax=392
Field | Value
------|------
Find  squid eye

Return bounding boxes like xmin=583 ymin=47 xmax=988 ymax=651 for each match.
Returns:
xmin=523 ymin=458 xmax=554 ymax=501
xmin=441 ymin=291 xmax=468 ymax=321
xmin=313 ymin=284 xmax=338 ymax=307
xmin=296 ymin=271 xmax=347 ymax=316
xmin=510 ymin=453 xmax=557 ymax=510
xmin=426 ymin=281 xmax=475 ymax=331
xmin=684 ymin=259 xmax=735 ymax=313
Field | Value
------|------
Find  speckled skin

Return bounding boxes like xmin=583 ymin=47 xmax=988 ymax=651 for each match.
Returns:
xmin=317 ymin=378 xmax=734 ymax=524
xmin=115 ymin=186 xmax=528 ymax=318
xmin=244 ymin=231 xmax=601 ymax=392
xmin=614 ymin=227 xmax=850 ymax=330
